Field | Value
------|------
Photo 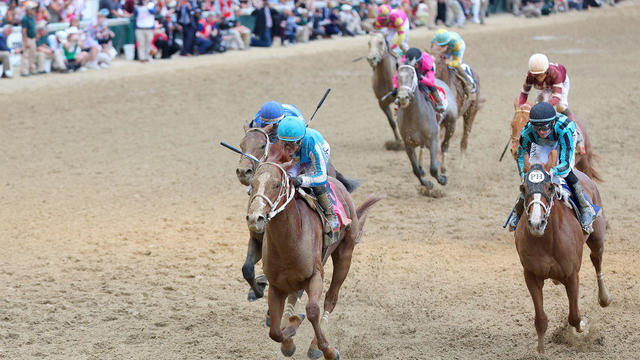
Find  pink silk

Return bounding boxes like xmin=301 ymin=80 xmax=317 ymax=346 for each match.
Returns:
xmin=393 ymin=52 xmax=436 ymax=88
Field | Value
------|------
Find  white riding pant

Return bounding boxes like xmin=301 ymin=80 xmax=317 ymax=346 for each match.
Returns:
xmin=536 ymin=74 xmax=570 ymax=112
xmin=528 ymin=131 xmax=577 ymax=178
xmin=385 ymin=20 xmax=410 ymax=51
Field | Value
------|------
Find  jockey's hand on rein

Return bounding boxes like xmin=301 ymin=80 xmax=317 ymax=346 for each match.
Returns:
xmin=294 ymin=176 xmax=303 ymax=188
xmin=391 ymin=88 xmax=397 ymax=97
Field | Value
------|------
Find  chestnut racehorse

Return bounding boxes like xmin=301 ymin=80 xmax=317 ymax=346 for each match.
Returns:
xmin=515 ymin=159 xmax=612 ymax=354
xmin=246 ymin=144 xmax=381 ymax=359
xmin=510 ymin=101 xmax=603 ymax=183
xmin=235 ymin=122 xmax=359 ymax=301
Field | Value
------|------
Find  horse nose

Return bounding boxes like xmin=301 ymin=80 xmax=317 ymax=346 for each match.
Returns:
xmin=236 ymin=168 xmax=253 ymax=185
xmin=247 ymin=213 xmax=266 ymax=233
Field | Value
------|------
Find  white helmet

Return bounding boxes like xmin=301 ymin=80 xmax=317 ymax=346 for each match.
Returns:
xmin=528 ymin=53 xmax=549 ymax=74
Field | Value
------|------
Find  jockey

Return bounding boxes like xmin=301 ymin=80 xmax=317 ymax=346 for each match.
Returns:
xmin=391 ymin=47 xmax=445 ymax=113
xmin=431 ymin=29 xmax=472 ymax=98
xmin=374 ymin=5 xmax=409 ymax=56
xmin=277 ymin=116 xmax=340 ymax=245
xmin=251 ymin=101 xmax=305 ymax=142
xmin=519 ymin=53 xmax=572 ymax=117
xmin=508 ymin=102 xmax=599 ymax=234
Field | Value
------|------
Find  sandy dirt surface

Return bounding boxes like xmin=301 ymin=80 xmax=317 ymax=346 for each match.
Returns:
xmin=2 ymin=2 xmax=640 ymax=359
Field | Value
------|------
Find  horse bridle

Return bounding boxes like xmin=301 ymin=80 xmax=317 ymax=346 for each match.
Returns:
xmin=368 ymin=34 xmax=390 ymax=69
xmin=523 ymin=168 xmax=555 ymax=224
xmin=248 ymin=162 xmax=295 ymax=221
xmin=245 ymin=127 xmax=271 ymax=162
xmin=397 ymin=65 xmax=418 ymax=97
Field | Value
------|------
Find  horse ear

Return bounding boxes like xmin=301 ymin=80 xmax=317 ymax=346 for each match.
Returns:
xmin=281 ymin=159 xmax=294 ymax=171
xmin=243 ymin=120 xmax=250 ymax=133
xmin=263 ymin=123 xmax=274 ymax=135
xmin=514 ymin=98 xmax=519 ymax=110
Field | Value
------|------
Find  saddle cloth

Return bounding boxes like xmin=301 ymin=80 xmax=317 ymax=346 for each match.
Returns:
xmin=428 ymin=86 xmax=449 ymax=113
xmin=556 ymin=180 xmax=601 ymax=223
xmin=460 ymin=64 xmax=478 ymax=93
xmin=297 ymin=182 xmax=351 ymax=231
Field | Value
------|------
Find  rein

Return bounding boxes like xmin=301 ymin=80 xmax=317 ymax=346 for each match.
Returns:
xmin=246 ymin=127 xmax=271 ymax=162
xmin=248 ymin=162 xmax=295 ymax=221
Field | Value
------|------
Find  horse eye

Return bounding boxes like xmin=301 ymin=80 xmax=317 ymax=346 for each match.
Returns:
xmin=275 ymin=184 xmax=280 ymax=189
xmin=261 ymin=144 xmax=266 ymax=150
xmin=520 ymin=184 xmax=526 ymax=193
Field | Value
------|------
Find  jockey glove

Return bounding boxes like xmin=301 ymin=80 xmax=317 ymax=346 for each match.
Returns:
xmin=391 ymin=88 xmax=397 ymax=97
xmin=294 ymin=176 xmax=303 ymax=188
xmin=519 ymin=93 xmax=528 ymax=105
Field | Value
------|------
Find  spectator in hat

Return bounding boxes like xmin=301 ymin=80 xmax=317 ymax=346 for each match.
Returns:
xmin=35 ymin=21 xmax=67 ymax=73
xmin=21 ymin=2 xmax=38 ymax=77
xmin=0 ymin=25 xmax=13 ymax=78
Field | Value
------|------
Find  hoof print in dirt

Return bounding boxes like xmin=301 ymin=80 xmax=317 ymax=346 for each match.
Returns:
xmin=417 ymin=186 xmax=445 ymax=198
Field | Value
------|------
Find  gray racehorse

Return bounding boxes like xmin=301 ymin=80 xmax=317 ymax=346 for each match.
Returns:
xmin=396 ymin=65 xmax=458 ymax=193
xmin=367 ymin=33 xmax=402 ymax=150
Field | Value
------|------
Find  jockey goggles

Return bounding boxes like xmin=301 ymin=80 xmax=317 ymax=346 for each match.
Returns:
xmin=531 ymin=120 xmax=555 ymax=131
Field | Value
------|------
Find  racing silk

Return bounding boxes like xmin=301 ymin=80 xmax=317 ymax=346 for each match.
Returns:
xmin=516 ymin=113 xmax=576 ymax=179
xmin=392 ymin=51 xmax=436 ymax=88
xmin=520 ymin=63 xmax=567 ymax=107
xmin=252 ymin=104 xmax=305 ymax=140
xmin=374 ymin=9 xmax=408 ymax=49
xmin=434 ymin=31 xmax=464 ymax=66
xmin=291 ymin=128 xmax=329 ymax=187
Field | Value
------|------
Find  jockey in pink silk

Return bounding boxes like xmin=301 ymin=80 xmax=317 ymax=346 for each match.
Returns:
xmin=391 ymin=48 xmax=445 ymax=113
xmin=374 ymin=5 xmax=409 ymax=54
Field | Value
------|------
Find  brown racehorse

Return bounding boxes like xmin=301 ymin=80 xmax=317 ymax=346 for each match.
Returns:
xmin=432 ymin=52 xmax=482 ymax=165
xmin=515 ymin=158 xmax=612 ymax=354
xmin=246 ymin=144 xmax=381 ymax=359
xmin=236 ymin=122 xmax=359 ymax=301
xmin=510 ymin=100 xmax=603 ymax=183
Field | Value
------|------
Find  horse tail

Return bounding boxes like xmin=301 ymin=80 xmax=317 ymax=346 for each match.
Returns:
xmin=585 ymin=152 xmax=605 ymax=183
xmin=336 ymin=170 xmax=362 ymax=193
xmin=353 ymin=195 xmax=383 ymax=244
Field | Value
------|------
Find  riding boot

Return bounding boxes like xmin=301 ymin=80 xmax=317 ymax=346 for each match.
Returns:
xmin=508 ymin=195 xmax=525 ymax=232
xmin=570 ymin=181 xmax=598 ymax=234
xmin=428 ymin=85 xmax=446 ymax=113
xmin=455 ymin=64 xmax=473 ymax=98
xmin=315 ymin=188 xmax=340 ymax=248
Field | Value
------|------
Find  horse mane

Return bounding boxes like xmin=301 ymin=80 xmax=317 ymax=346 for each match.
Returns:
xmin=266 ymin=142 xmax=291 ymax=164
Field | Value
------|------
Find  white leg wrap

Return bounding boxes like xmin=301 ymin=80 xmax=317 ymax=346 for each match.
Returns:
xmin=284 ymin=303 xmax=296 ymax=319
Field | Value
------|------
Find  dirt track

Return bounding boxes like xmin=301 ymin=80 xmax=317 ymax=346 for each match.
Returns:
xmin=2 ymin=3 xmax=640 ymax=359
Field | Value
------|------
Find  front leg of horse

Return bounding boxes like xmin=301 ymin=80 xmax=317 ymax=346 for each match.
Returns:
xmin=405 ymin=145 xmax=433 ymax=189
xmin=379 ymin=99 xmax=403 ymax=149
xmin=440 ymin=119 xmax=455 ymax=176
xmin=243 ymin=233 xmax=266 ymax=301
xmin=524 ymin=270 xmax=548 ymax=354
xmin=306 ymin=271 xmax=339 ymax=360
xmin=428 ymin=137 xmax=447 ymax=186
xmin=586 ymin=223 xmax=612 ymax=307
xmin=268 ymin=287 xmax=298 ymax=357
xmin=565 ymin=273 xmax=586 ymax=333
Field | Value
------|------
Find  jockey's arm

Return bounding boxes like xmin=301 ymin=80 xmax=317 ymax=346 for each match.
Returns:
xmin=519 ymin=74 xmax=534 ymax=105
xmin=299 ymin=143 xmax=329 ymax=187
xmin=548 ymin=84 xmax=563 ymax=107
xmin=517 ymin=127 xmax=534 ymax=179
xmin=391 ymin=18 xmax=405 ymax=49
xmin=551 ymin=126 xmax=575 ymax=178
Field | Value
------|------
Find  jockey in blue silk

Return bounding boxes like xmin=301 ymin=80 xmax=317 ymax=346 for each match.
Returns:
xmin=508 ymin=102 xmax=599 ymax=234
xmin=431 ymin=29 xmax=472 ymax=98
xmin=251 ymin=101 xmax=305 ymax=141
xmin=277 ymin=115 xmax=340 ymax=245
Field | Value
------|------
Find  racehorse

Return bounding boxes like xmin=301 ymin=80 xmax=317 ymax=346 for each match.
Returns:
xmin=510 ymin=100 xmax=603 ymax=183
xmin=432 ymin=52 xmax=482 ymax=165
xmin=367 ymin=32 xmax=402 ymax=150
xmin=515 ymin=158 xmax=612 ymax=354
xmin=236 ymin=122 xmax=360 ymax=302
xmin=395 ymin=64 xmax=457 ymax=192
xmin=246 ymin=143 xmax=381 ymax=359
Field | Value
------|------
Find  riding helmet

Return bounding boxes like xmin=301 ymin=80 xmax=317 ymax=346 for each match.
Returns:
xmin=528 ymin=53 xmax=549 ymax=74
xmin=259 ymin=101 xmax=285 ymax=124
xmin=405 ymin=48 xmax=423 ymax=66
xmin=277 ymin=116 xmax=307 ymax=142
xmin=378 ymin=4 xmax=392 ymax=16
xmin=433 ymin=29 xmax=451 ymax=46
xmin=529 ymin=102 xmax=557 ymax=126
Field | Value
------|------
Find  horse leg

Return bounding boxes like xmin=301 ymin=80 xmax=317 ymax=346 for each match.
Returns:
xmin=405 ymin=145 xmax=433 ymax=189
xmin=460 ymin=102 xmax=479 ymax=168
xmin=524 ymin=270 xmax=547 ymax=354
xmin=428 ymin=137 xmax=447 ymax=186
xmin=565 ymin=272 xmax=586 ymax=333
xmin=267 ymin=286 xmax=298 ymax=357
xmin=440 ymin=115 xmax=456 ymax=175
xmin=379 ymin=98 xmax=402 ymax=143
xmin=243 ymin=233 xmax=266 ymax=301
xmin=306 ymin=270 xmax=339 ymax=360
xmin=586 ymin=224 xmax=612 ymax=307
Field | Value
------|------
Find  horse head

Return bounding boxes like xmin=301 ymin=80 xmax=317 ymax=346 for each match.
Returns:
xmin=246 ymin=144 xmax=294 ymax=234
xmin=520 ymin=159 xmax=556 ymax=236
xmin=367 ymin=33 xmax=388 ymax=69
xmin=510 ymin=101 xmax=532 ymax=160
xmin=396 ymin=65 xmax=418 ymax=108
xmin=236 ymin=123 xmax=273 ymax=186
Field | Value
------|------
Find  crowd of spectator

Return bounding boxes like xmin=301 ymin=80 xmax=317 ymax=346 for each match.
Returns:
xmin=0 ymin=0 xmax=619 ymax=79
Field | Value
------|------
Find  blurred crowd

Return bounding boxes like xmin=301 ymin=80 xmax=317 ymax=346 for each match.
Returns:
xmin=0 ymin=0 xmax=618 ymax=78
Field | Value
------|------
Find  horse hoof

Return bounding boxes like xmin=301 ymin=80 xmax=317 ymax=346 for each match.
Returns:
xmin=600 ymin=295 xmax=612 ymax=308
xmin=418 ymin=166 xmax=426 ymax=177
xmin=333 ymin=349 xmax=340 ymax=360
xmin=281 ymin=342 xmax=296 ymax=357
xmin=577 ymin=319 xmax=586 ymax=333
xmin=438 ymin=175 xmax=448 ymax=185
xmin=307 ymin=348 xmax=322 ymax=359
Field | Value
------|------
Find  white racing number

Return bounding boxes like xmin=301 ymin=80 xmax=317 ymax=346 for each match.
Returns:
xmin=528 ymin=170 xmax=546 ymax=184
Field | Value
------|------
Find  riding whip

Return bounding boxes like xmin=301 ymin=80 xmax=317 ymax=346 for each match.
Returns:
xmin=498 ymin=137 xmax=511 ymax=162
xmin=307 ymin=88 xmax=331 ymax=126
xmin=220 ymin=141 xmax=260 ymax=163
xmin=352 ymin=56 xmax=364 ymax=63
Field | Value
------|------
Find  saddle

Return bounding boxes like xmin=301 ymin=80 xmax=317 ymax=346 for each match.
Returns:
xmin=450 ymin=64 xmax=478 ymax=93
xmin=297 ymin=183 xmax=352 ymax=248
xmin=554 ymin=180 xmax=601 ymax=229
